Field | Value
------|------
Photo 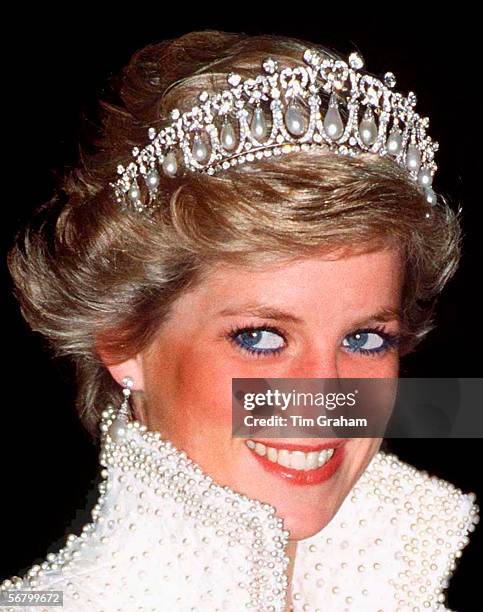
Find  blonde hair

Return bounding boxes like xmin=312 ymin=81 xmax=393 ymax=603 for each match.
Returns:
xmin=7 ymin=30 xmax=462 ymax=440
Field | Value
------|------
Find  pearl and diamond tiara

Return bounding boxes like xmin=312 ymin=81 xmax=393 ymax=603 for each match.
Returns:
xmin=110 ymin=47 xmax=439 ymax=215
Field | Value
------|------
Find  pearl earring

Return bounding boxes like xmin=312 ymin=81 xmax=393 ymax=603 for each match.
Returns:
xmin=107 ymin=376 xmax=134 ymax=442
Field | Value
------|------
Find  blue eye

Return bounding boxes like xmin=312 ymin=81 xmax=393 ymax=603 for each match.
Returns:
xmin=229 ymin=325 xmax=285 ymax=357
xmin=342 ymin=328 xmax=399 ymax=355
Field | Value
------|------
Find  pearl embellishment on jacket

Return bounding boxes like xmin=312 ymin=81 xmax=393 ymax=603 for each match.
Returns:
xmin=1 ymin=405 xmax=478 ymax=611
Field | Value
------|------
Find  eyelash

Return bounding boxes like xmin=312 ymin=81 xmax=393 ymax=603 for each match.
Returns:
xmin=225 ymin=322 xmax=400 ymax=359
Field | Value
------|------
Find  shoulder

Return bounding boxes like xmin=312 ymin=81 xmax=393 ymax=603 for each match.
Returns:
xmin=0 ymin=480 xmax=111 ymax=611
xmin=0 ymin=566 xmax=85 ymax=612
xmin=354 ymin=450 xmax=479 ymax=608
xmin=296 ymin=450 xmax=479 ymax=611
xmin=0 ymin=531 xmax=112 ymax=612
xmin=370 ymin=450 xmax=479 ymax=542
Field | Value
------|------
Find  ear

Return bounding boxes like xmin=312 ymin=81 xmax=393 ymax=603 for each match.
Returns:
xmin=105 ymin=356 xmax=145 ymax=392
xmin=98 ymin=352 xmax=148 ymax=425
xmin=96 ymin=346 xmax=146 ymax=393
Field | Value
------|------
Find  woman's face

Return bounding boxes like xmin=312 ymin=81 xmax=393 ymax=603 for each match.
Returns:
xmin=110 ymin=246 xmax=403 ymax=540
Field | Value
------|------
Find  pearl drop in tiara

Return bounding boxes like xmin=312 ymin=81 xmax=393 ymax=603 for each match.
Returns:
xmin=110 ymin=47 xmax=439 ymax=215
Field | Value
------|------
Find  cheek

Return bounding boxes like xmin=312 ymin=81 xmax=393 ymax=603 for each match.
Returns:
xmin=348 ymin=438 xmax=382 ymax=481
xmin=165 ymin=341 xmax=247 ymax=431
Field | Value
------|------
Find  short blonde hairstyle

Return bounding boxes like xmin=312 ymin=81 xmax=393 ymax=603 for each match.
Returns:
xmin=7 ymin=30 xmax=462 ymax=439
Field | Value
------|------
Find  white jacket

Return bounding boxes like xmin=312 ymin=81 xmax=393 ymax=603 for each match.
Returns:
xmin=1 ymin=405 xmax=478 ymax=611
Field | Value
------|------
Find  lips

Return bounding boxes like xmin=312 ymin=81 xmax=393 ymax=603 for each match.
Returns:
xmin=245 ymin=439 xmax=346 ymax=485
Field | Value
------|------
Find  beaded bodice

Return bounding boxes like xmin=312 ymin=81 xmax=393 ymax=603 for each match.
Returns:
xmin=1 ymin=405 xmax=479 ymax=611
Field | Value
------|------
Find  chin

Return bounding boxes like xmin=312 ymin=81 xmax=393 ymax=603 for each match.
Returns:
xmin=270 ymin=486 xmax=344 ymax=541
xmin=283 ymin=510 xmax=336 ymax=541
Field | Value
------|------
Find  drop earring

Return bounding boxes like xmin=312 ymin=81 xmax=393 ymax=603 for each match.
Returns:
xmin=107 ymin=376 xmax=134 ymax=442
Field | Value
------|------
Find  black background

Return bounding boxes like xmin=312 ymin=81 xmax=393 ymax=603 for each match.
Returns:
xmin=1 ymin=12 xmax=481 ymax=611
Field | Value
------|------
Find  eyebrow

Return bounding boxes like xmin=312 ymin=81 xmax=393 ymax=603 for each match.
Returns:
xmin=217 ymin=303 xmax=401 ymax=326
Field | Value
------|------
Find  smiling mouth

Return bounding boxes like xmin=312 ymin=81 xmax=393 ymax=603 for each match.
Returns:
xmin=245 ymin=439 xmax=345 ymax=485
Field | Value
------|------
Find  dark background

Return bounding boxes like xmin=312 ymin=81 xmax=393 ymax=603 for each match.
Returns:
xmin=1 ymin=12 xmax=481 ymax=611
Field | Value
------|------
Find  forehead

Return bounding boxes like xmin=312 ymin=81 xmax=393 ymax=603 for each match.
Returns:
xmin=174 ymin=246 xmax=403 ymax=322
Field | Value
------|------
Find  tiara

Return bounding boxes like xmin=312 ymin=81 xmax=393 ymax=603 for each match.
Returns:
xmin=111 ymin=47 xmax=439 ymax=215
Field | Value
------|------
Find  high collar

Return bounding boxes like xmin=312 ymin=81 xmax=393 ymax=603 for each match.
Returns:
xmin=4 ymin=405 xmax=479 ymax=612
xmin=100 ymin=405 xmax=292 ymax=610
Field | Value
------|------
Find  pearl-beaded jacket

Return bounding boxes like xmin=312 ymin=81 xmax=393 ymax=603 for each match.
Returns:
xmin=1 ymin=405 xmax=479 ymax=612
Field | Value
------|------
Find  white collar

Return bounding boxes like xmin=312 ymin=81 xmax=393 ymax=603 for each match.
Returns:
xmin=2 ymin=405 xmax=478 ymax=611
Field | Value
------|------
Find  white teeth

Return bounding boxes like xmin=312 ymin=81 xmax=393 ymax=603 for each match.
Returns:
xmin=291 ymin=451 xmax=306 ymax=470
xmin=277 ymin=449 xmax=291 ymax=468
xmin=266 ymin=446 xmax=278 ymax=463
xmin=245 ymin=440 xmax=336 ymax=471
xmin=305 ymin=451 xmax=319 ymax=471
xmin=318 ymin=448 xmax=335 ymax=466
xmin=254 ymin=442 xmax=266 ymax=456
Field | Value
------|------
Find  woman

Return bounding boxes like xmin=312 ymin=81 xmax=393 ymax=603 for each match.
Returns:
xmin=1 ymin=30 xmax=478 ymax=611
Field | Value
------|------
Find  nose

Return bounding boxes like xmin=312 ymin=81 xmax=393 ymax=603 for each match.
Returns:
xmin=289 ymin=349 xmax=339 ymax=379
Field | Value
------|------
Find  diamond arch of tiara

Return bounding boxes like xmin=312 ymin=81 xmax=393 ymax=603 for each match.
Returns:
xmin=110 ymin=47 xmax=439 ymax=215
